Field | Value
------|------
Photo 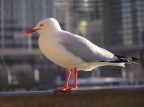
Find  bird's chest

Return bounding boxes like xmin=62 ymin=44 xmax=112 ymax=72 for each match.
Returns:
xmin=39 ymin=37 xmax=61 ymax=59
xmin=38 ymin=37 xmax=71 ymax=66
xmin=38 ymin=36 xmax=84 ymax=68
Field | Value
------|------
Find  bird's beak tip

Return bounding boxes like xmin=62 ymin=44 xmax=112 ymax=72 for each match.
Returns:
xmin=25 ymin=29 xmax=37 ymax=35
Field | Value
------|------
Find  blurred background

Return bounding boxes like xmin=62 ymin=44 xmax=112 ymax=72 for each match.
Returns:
xmin=0 ymin=0 xmax=144 ymax=92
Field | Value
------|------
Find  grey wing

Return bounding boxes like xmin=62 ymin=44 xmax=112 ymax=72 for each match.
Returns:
xmin=60 ymin=31 xmax=117 ymax=62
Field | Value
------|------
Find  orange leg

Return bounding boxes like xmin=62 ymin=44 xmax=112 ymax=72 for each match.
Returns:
xmin=54 ymin=68 xmax=71 ymax=94
xmin=71 ymin=67 xmax=78 ymax=90
xmin=54 ymin=68 xmax=78 ymax=94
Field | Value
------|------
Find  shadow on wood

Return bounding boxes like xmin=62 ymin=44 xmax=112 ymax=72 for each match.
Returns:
xmin=0 ymin=86 xmax=144 ymax=107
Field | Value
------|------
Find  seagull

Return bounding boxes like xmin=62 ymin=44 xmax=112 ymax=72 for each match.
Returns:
xmin=25 ymin=18 xmax=138 ymax=93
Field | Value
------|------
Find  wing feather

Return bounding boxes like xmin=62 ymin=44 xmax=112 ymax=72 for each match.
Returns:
xmin=59 ymin=31 xmax=117 ymax=62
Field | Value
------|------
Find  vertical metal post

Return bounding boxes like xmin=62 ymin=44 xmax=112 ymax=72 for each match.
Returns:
xmin=91 ymin=68 xmax=101 ymax=78
xmin=122 ymin=67 xmax=127 ymax=78
xmin=34 ymin=69 xmax=40 ymax=82
xmin=1 ymin=0 xmax=5 ymax=49
xmin=21 ymin=0 xmax=28 ymax=49
xmin=7 ymin=65 xmax=12 ymax=85
xmin=65 ymin=0 xmax=73 ymax=32
xmin=52 ymin=0 xmax=56 ymax=18
xmin=42 ymin=0 xmax=47 ymax=19
xmin=137 ymin=1 xmax=143 ymax=46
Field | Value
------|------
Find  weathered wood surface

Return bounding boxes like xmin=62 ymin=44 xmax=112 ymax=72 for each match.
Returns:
xmin=0 ymin=86 xmax=144 ymax=107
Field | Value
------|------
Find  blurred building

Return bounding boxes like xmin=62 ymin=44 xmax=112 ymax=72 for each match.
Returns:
xmin=55 ymin=0 xmax=144 ymax=77
xmin=0 ymin=0 xmax=144 ymax=88
xmin=103 ymin=0 xmax=144 ymax=46
xmin=0 ymin=0 xmax=58 ymax=86
xmin=74 ymin=0 xmax=104 ymax=45
xmin=102 ymin=0 xmax=144 ymax=77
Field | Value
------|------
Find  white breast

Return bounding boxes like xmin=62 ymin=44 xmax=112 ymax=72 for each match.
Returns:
xmin=38 ymin=35 xmax=84 ymax=69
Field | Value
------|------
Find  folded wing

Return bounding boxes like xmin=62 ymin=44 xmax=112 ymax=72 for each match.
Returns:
xmin=60 ymin=31 xmax=118 ymax=63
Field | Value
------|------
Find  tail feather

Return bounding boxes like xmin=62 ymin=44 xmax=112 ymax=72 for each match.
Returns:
xmin=99 ymin=55 xmax=138 ymax=66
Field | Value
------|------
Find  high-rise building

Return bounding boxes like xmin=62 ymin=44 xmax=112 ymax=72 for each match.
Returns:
xmin=0 ymin=0 xmax=54 ymax=49
xmin=102 ymin=0 xmax=144 ymax=77
xmin=55 ymin=0 xmax=104 ymax=45
xmin=0 ymin=0 xmax=144 ymax=87
xmin=103 ymin=0 xmax=144 ymax=47
xmin=0 ymin=0 xmax=57 ymax=85
xmin=67 ymin=0 xmax=144 ymax=76
xmin=73 ymin=0 xmax=104 ymax=45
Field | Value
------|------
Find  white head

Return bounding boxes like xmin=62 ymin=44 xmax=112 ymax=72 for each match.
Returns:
xmin=25 ymin=18 xmax=61 ymax=35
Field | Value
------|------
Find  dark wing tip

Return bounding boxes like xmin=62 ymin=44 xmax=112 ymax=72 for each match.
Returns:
xmin=115 ymin=55 xmax=138 ymax=62
xmin=131 ymin=57 xmax=138 ymax=61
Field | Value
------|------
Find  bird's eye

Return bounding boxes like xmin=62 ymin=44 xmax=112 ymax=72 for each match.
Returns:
xmin=39 ymin=24 xmax=43 ymax=27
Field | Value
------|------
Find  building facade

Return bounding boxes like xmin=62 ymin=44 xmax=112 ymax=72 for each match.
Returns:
xmin=0 ymin=0 xmax=144 ymax=88
xmin=0 ymin=0 xmax=58 ymax=86
xmin=102 ymin=0 xmax=144 ymax=77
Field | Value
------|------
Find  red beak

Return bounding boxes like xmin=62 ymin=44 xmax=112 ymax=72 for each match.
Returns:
xmin=25 ymin=29 xmax=38 ymax=35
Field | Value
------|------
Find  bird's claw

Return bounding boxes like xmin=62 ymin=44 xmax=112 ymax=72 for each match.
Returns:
xmin=54 ymin=87 xmax=77 ymax=94
xmin=54 ymin=88 xmax=71 ymax=94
